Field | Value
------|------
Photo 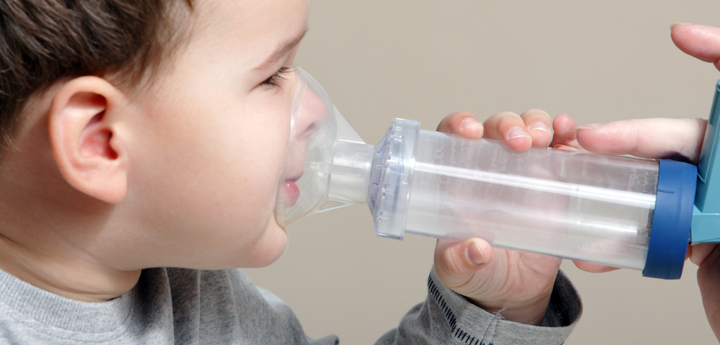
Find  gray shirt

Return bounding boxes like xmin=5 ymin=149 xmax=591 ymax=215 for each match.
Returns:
xmin=0 ymin=267 xmax=581 ymax=344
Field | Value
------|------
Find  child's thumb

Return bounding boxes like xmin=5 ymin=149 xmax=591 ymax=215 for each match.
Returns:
xmin=434 ymin=238 xmax=493 ymax=290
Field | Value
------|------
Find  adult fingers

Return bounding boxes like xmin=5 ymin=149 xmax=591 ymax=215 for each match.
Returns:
xmin=575 ymin=118 xmax=707 ymax=164
xmin=688 ymin=244 xmax=720 ymax=341
xmin=688 ymin=243 xmax=718 ymax=267
xmin=671 ymin=23 xmax=720 ymax=71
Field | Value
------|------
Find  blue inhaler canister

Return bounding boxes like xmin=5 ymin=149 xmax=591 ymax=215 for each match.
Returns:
xmin=276 ymin=68 xmax=716 ymax=280
xmin=691 ymin=82 xmax=720 ymax=248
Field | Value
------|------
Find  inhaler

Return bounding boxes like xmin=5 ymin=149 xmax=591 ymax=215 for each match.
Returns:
xmin=277 ymin=67 xmax=720 ymax=280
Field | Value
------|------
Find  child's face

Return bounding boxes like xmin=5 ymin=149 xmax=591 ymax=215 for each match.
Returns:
xmin=120 ymin=0 xmax=309 ymax=269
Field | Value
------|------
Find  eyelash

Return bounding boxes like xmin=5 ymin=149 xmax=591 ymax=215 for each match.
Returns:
xmin=262 ymin=66 xmax=292 ymax=87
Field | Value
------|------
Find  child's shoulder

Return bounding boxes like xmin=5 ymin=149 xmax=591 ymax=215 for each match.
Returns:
xmin=0 ymin=267 xmax=330 ymax=344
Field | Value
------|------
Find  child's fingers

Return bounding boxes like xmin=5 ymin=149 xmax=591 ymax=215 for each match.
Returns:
xmin=519 ymin=109 xmax=553 ymax=148
xmin=436 ymin=111 xmax=483 ymax=138
xmin=548 ymin=114 xmax=581 ymax=149
xmin=434 ymin=238 xmax=494 ymax=291
xmin=573 ymin=261 xmax=620 ymax=273
xmin=482 ymin=111 xmax=533 ymax=152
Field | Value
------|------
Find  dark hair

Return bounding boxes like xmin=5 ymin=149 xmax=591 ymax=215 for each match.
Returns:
xmin=0 ymin=0 xmax=193 ymax=155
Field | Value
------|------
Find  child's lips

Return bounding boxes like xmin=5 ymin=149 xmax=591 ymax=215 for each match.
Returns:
xmin=283 ymin=181 xmax=299 ymax=207
xmin=283 ymin=175 xmax=302 ymax=207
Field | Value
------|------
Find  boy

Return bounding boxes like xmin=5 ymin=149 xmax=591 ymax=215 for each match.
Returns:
xmin=0 ymin=0 xmax=581 ymax=343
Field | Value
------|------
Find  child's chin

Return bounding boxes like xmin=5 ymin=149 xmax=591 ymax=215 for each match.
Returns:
xmin=242 ymin=223 xmax=289 ymax=268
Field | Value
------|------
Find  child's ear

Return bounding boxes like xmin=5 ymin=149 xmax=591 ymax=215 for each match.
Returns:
xmin=48 ymin=76 xmax=129 ymax=203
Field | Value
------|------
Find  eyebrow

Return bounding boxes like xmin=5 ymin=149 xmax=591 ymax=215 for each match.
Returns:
xmin=255 ymin=29 xmax=308 ymax=71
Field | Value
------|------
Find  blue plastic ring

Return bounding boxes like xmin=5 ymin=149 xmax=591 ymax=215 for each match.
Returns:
xmin=642 ymin=159 xmax=697 ymax=279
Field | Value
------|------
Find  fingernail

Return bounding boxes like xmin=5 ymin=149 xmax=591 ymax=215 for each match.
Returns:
xmin=577 ymin=123 xmax=601 ymax=130
xmin=460 ymin=118 xmax=482 ymax=138
xmin=460 ymin=117 xmax=482 ymax=131
xmin=528 ymin=122 xmax=550 ymax=133
xmin=507 ymin=127 xmax=530 ymax=140
xmin=467 ymin=243 xmax=487 ymax=266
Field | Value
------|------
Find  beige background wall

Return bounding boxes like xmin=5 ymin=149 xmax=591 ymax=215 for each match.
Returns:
xmin=246 ymin=1 xmax=720 ymax=344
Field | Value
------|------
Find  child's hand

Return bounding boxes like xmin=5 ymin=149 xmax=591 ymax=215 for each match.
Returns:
xmin=433 ymin=109 xmax=561 ymax=326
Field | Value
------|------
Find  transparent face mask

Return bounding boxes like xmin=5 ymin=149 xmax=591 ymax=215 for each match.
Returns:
xmin=275 ymin=68 xmax=374 ymax=227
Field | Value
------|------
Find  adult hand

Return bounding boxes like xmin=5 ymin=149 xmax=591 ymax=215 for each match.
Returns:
xmin=669 ymin=22 xmax=720 ymax=341
xmin=547 ymin=22 xmax=720 ymax=339
xmin=560 ymin=115 xmax=711 ymax=331
xmin=547 ymin=24 xmax=720 ymax=277
xmin=433 ymin=109 xmax=562 ymax=326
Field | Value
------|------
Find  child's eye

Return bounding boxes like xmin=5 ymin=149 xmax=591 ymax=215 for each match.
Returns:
xmin=262 ymin=66 xmax=292 ymax=87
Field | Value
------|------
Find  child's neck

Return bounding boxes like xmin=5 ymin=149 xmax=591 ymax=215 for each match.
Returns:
xmin=0 ymin=229 xmax=142 ymax=302
xmin=0 ymin=171 xmax=141 ymax=302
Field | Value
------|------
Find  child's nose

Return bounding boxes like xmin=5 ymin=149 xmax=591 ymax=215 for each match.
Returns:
xmin=293 ymin=88 xmax=328 ymax=140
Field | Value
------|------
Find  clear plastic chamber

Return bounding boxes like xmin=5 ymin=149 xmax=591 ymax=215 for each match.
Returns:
xmin=396 ymin=128 xmax=658 ymax=270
